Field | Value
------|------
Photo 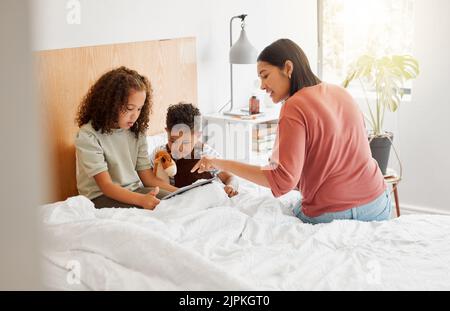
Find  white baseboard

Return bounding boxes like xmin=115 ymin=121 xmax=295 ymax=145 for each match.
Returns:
xmin=399 ymin=204 xmax=450 ymax=216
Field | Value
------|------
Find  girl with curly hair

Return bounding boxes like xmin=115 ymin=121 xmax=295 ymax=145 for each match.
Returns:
xmin=75 ymin=66 xmax=177 ymax=209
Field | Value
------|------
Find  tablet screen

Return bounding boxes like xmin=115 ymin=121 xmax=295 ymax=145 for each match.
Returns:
xmin=161 ymin=177 xmax=217 ymax=200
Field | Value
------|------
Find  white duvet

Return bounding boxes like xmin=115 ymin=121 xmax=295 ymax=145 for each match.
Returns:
xmin=39 ymin=180 xmax=450 ymax=290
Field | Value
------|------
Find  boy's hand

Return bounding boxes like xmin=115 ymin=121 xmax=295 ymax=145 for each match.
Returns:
xmin=224 ymin=185 xmax=238 ymax=198
xmin=139 ymin=187 xmax=160 ymax=210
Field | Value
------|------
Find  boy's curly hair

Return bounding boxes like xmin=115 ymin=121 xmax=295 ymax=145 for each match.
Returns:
xmin=166 ymin=102 xmax=201 ymax=131
xmin=76 ymin=66 xmax=152 ymax=137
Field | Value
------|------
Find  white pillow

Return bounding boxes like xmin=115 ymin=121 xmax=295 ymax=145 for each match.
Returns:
xmin=39 ymin=195 xmax=96 ymax=225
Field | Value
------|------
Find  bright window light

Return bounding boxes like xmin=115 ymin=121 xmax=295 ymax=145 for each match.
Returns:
xmin=319 ymin=0 xmax=416 ymax=85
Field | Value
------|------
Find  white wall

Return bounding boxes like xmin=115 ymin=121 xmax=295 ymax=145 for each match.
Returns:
xmin=396 ymin=0 xmax=450 ymax=214
xmin=0 ymin=0 xmax=44 ymax=289
xmin=31 ymin=0 xmax=318 ymax=114
xmin=6 ymin=0 xmax=305 ymax=288
xmin=30 ymin=0 xmax=450 ymax=215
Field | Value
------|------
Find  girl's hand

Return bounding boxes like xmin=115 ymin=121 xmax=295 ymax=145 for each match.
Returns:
xmin=224 ymin=185 xmax=238 ymax=198
xmin=191 ymin=156 xmax=218 ymax=173
xmin=139 ymin=187 xmax=160 ymax=210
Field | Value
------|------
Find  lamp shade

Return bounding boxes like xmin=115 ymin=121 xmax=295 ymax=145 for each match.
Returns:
xmin=229 ymin=29 xmax=258 ymax=64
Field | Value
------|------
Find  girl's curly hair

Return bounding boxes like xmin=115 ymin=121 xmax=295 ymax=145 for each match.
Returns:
xmin=76 ymin=66 xmax=152 ymax=138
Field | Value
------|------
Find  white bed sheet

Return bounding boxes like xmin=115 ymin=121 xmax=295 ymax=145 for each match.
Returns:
xmin=39 ymin=179 xmax=450 ymax=290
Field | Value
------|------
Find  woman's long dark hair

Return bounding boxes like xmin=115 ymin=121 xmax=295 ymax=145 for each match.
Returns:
xmin=257 ymin=39 xmax=321 ymax=96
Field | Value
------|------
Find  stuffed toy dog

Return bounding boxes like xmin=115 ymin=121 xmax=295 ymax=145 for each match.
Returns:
xmin=153 ymin=150 xmax=177 ymax=184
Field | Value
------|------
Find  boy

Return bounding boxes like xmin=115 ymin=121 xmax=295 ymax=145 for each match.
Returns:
xmin=150 ymin=103 xmax=238 ymax=197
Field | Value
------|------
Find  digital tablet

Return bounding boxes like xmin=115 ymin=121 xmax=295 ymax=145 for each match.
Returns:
xmin=161 ymin=177 xmax=217 ymax=200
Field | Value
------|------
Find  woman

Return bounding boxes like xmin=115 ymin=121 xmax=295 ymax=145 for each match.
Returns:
xmin=192 ymin=39 xmax=391 ymax=224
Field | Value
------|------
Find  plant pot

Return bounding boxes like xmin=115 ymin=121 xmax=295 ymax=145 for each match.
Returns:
xmin=369 ymin=133 xmax=393 ymax=175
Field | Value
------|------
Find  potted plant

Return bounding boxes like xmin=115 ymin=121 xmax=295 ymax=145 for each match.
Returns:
xmin=342 ymin=54 xmax=420 ymax=175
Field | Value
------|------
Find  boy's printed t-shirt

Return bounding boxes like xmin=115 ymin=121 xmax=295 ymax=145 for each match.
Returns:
xmin=149 ymin=143 xmax=221 ymax=186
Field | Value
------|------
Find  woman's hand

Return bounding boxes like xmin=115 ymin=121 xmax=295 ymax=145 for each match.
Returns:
xmin=191 ymin=156 xmax=218 ymax=173
xmin=139 ymin=187 xmax=160 ymax=210
xmin=224 ymin=185 xmax=238 ymax=197
xmin=193 ymin=156 xmax=271 ymax=189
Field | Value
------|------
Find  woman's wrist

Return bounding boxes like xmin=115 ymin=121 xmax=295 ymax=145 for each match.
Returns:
xmin=213 ymin=158 xmax=225 ymax=171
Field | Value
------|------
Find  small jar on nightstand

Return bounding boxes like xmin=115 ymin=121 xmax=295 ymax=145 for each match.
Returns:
xmin=249 ymin=95 xmax=260 ymax=115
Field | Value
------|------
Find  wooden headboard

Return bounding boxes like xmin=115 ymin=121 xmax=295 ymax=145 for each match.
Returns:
xmin=35 ymin=37 xmax=198 ymax=202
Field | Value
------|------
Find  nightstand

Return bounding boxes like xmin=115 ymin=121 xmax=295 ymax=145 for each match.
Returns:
xmin=384 ymin=168 xmax=401 ymax=217
xmin=202 ymin=107 xmax=281 ymax=165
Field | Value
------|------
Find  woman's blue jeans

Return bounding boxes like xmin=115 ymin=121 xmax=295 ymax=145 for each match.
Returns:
xmin=293 ymin=189 xmax=392 ymax=224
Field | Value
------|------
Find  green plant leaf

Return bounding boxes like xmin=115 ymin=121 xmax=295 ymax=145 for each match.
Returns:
xmin=342 ymin=54 xmax=420 ymax=132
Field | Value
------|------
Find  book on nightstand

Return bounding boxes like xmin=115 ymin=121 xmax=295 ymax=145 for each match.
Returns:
xmin=252 ymin=123 xmax=278 ymax=153
xmin=253 ymin=124 xmax=277 ymax=139
xmin=223 ymin=110 xmax=265 ymax=119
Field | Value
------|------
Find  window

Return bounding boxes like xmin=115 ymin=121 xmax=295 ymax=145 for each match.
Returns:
xmin=318 ymin=0 xmax=416 ymax=86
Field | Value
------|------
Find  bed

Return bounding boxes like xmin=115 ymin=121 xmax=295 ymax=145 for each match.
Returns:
xmin=36 ymin=38 xmax=450 ymax=291
xmin=39 ymin=178 xmax=450 ymax=290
